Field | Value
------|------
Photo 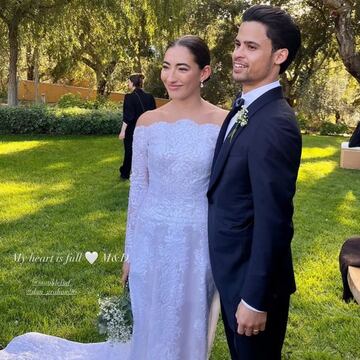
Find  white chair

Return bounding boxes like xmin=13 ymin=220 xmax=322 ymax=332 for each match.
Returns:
xmin=340 ymin=142 xmax=360 ymax=170
xmin=348 ymin=266 xmax=360 ymax=304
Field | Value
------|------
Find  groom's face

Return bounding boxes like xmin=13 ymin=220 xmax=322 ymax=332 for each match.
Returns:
xmin=232 ymin=21 xmax=285 ymax=93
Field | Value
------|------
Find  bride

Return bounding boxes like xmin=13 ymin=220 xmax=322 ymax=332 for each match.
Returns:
xmin=0 ymin=35 xmax=227 ymax=360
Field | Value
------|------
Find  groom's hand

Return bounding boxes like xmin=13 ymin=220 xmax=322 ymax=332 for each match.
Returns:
xmin=236 ymin=301 xmax=267 ymax=336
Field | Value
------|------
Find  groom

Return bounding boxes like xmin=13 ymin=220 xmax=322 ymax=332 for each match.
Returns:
xmin=208 ymin=5 xmax=302 ymax=360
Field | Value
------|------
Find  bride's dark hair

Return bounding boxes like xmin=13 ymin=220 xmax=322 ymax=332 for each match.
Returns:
xmin=166 ymin=35 xmax=210 ymax=71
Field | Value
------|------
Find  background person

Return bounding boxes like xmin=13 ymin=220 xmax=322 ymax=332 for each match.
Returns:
xmin=119 ymin=74 xmax=156 ymax=180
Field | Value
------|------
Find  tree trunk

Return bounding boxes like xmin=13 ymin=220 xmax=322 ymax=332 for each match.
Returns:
xmin=7 ymin=20 xmax=19 ymax=106
xmin=96 ymin=61 xmax=117 ymax=97
xmin=26 ymin=45 xmax=35 ymax=81
xmin=34 ymin=45 xmax=40 ymax=103
xmin=135 ymin=53 xmax=142 ymax=74
xmin=81 ymin=57 xmax=117 ymax=98
xmin=96 ymin=75 xmax=107 ymax=97
xmin=102 ymin=60 xmax=117 ymax=96
xmin=335 ymin=110 xmax=341 ymax=124
xmin=323 ymin=0 xmax=360 ymax=84
xmin=281 ymin=75 xmax=295 ymax=107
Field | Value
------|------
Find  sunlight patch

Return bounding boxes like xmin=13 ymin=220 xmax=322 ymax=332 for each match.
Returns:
xmin=0 ymin=182 xmax=68 ymax=222
xmin=82 ymin=211 xmax=108 ymax=221
xmin=295 ymin=246 xmax=339 ymax=298
xmin=298 ymin=161 xmax=337 ymax=183
xmin=336 ymin=191 xmax=358 ymax=226
xmin=0 ymin=141 xmax=46 ymax=155
xmin=0 ymin=182 xmax=42 ymax=195
xmin=99 ymin=156 xmax=119 ymax=164
xmin=0 ymin=195 xmax=68 ymax=222
xmin=46 ymin=162 xmax=71 ymax=170
xmin=301 ymin=146 xmax=337 ymax=160
xmin=49 ymin=182 xmax=73 ymax=192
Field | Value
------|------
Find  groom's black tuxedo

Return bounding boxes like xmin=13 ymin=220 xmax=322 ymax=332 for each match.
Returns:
xmin=208 ymin=87 xmax=301 ymax=359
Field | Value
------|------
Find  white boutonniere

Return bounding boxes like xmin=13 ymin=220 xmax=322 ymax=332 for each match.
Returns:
xmin=227 ymin=106 xmax=249 ymax=142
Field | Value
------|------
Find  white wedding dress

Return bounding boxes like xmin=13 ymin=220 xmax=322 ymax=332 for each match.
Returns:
xmin=0 ymin=119 xmax=221 ymax=360
xmin=0 ymin=333 xmax=130 ymax=360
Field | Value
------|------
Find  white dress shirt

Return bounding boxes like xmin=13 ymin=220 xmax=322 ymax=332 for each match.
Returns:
xmin=224 ymin=80 xmax=281 ymax=313
xmin=224 ymin=80 xmax=281 ymax=140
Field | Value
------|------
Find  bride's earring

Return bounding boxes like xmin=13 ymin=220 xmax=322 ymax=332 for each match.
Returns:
xmin=200 ymin=81 xmax=204 ymax=88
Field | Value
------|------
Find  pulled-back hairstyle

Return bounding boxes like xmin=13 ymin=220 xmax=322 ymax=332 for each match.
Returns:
xmin=129 ymin=73 xmax=144 ymax=88
xmin=242 ymin=5 xmax=301 ymax=74
xmin=166 ymin=35 xmax=210 ymax=70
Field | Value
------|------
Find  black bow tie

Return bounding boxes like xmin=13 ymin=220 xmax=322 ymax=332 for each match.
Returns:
xmin=233 ymin=96 xmax=245 ymax=110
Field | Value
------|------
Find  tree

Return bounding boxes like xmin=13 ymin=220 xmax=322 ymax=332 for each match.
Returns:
xmin=76 ymin=5 xmax=124 ymax=96
xmin=281 ymin=1 xmax=336 ymax=106
xmin=44 ymin=0 xmax=160 ymax=97
xmin=296 ymin=60 xmax=360 ymax=126
xmin=146 ymin=0 xmax=250 ymax=104
xmin=181 ymin=0 xmax=336 ymax=106
xmin=322 ymin=0 xmax=360 ymax=84
xmin=190 ymin=0 xmax=249 ymax=106
xmin=0 ymin=0 xmax=70 ymax=106
xmin=0 ymin=21 xmax=8 ymax=99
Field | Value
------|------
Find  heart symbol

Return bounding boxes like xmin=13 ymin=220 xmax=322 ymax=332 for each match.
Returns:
xmin=85 ymin=251 xmax=98 ymax=264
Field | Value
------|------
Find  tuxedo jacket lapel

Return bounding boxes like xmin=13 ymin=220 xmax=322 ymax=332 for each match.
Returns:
xmin=208 ymin=87 xmax=284 ymax=193
xmin=211 ymin=105 xmax=240 ymax=171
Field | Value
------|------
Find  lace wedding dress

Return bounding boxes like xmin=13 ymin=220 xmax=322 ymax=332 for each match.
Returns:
xmin=0 ymin=119 xmax=221 ymax=360
xmin=0 ymin=333 xmax=130 ymax=360
xmin=126 ymin=120 xmax=220 ymax=360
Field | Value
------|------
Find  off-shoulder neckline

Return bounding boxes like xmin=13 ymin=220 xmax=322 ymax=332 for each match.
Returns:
xmin=135 ymin=118 xmax=221 ymax=129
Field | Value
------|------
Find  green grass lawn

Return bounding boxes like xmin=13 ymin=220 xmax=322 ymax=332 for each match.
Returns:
xmin=0 ymin=134 xmax=359 ymax=359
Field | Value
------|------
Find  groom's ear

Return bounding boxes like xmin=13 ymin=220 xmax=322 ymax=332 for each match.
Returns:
xmin=200 ymin=65 xmax=212 ymax=83
xmin=273 ymin=48 xmax=289 ymax=67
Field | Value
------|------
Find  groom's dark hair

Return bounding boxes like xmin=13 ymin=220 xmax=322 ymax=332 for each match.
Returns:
xmin=242 ymin=5 xmax=301 ymax=74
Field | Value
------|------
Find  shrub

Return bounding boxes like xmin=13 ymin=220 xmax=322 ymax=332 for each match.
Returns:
xmin=50 ymin=108 xmax=121 ymax=135
xmin=57 ymin=93 xmax=120 ymax=110
xmin=0 ymin=89 xmax=7 ymax=102
xmin=296 ymin=113 xmax=323 ymax=133
xmin=297 ymin=113 xmax=309 ymax=132
xmin=0 ymin=104 xmax=122 ymax=135
xmin=57 ymin=93 xmax=85 ymax=108
xmin=82 ymin=96 xmax=120 ymax=111
xmin=319 ymin=122 xmax=349 ymax=136
xmin=0 ymin=105 xmax=52 ymax=134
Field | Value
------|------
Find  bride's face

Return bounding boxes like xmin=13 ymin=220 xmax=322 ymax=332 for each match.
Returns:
xmin=161 ymin=45 xmax=209 ymax=100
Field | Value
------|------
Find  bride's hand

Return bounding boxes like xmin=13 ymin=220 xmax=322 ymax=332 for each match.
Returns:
xmin=121 ymin=261 xmax=130 ymax=286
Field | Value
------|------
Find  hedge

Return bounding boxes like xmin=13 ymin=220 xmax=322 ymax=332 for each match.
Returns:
xmin=57 ymin=93 xmax=120 ymax=110
xmin=0 ymin=105 xmax=122 ymax=135
xmin=319 ymin=121 xmax=349 ymax=136
xmin=296 ymin=113 xmax=350 ymax=136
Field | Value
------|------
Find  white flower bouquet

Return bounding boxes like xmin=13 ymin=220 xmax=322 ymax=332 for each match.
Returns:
xmin=97 ymin=282 xmax=133 ymax=343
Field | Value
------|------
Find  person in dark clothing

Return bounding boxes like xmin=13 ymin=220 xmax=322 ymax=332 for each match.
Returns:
xmin=119 ymin=74 xmax=156 ymax=179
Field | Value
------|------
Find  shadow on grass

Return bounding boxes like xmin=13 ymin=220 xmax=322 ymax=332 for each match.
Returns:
xmin=0 ymin=135 xmax=129 ymax=344
xmin=287 ymin=136 xmax=360 ymax=359
xmin=1 ymin=135 xmax=360 ymax=358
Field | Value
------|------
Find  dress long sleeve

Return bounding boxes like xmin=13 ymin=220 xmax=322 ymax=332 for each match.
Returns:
xmin=124 ymin=127 xmax=149 ymax=262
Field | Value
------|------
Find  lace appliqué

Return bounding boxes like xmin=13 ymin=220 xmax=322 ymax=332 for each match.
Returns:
xmin=125 ymin=120 xmax=220 ymax=360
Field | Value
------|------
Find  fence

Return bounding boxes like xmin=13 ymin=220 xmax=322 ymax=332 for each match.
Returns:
xmin=18 ymin=80 xmax=169 ymax=107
